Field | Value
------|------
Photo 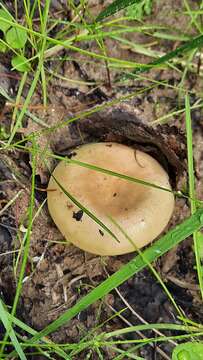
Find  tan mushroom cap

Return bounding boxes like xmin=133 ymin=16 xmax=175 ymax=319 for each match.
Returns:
xmin=47 ymin=142 xmax=174 ymax=256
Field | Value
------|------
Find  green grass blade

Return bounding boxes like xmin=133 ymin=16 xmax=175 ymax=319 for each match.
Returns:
xmin=20 ymin=207 xmax=203 ymax=343
xmin=0 ymin=299 xmax=27 ymax=360
xmin=101 ymin=331 xmax=203 ymax=346
xmin=0 ymin=136 xmax=37 ymax=358
xmin=6 ymin=0 xmax=51 ymax=145
xmin=104 ymin=323 xmax=202 ymax=338
xmin=6 ymin=312 xmax=71 ymax=359
xmin=185 ymin=94 xmax=203 ymax=300
xmin=50 ymin=154 xmax=202 ymax=205
xmin=96 ymin=0 xmax=143 ymax=21
xmin=185 ymin=95 xmax=196 ymax=214
xmin=0 ymin=85 xmax=49 ymax=129
xmin=109 ymin=216 xmax=184 ymax=319
xmin=11 ymin=72 xmax=27 ymax=131
xmin=121 ymin=34 xmax=203 ymax=80
xmin=50 ymin=173 xmax=119 ymax=242
xmin=11 ymin=138 xmax=36 ymax=303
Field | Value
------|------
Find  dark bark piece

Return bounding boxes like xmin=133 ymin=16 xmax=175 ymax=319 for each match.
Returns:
xmin=78 ymin=109 xmax=186 ymax=181
xmin=52 ymin=108 xmax=186 ymax=187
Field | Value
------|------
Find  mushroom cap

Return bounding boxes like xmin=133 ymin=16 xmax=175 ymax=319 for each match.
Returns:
xmin=47 ymin=142 xmax=174 ymax=256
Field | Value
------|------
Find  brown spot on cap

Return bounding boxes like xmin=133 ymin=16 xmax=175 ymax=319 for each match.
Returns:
xmin=73 ymin=210 xmax=83 ymax=221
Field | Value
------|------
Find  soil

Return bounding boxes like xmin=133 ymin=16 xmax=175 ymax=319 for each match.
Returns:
xmin=0 ymin=0 xmax=203 ymax=359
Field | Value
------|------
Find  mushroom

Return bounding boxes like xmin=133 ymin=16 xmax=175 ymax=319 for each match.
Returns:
xmin=47 ymin=142 xmax=174 ymax=256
